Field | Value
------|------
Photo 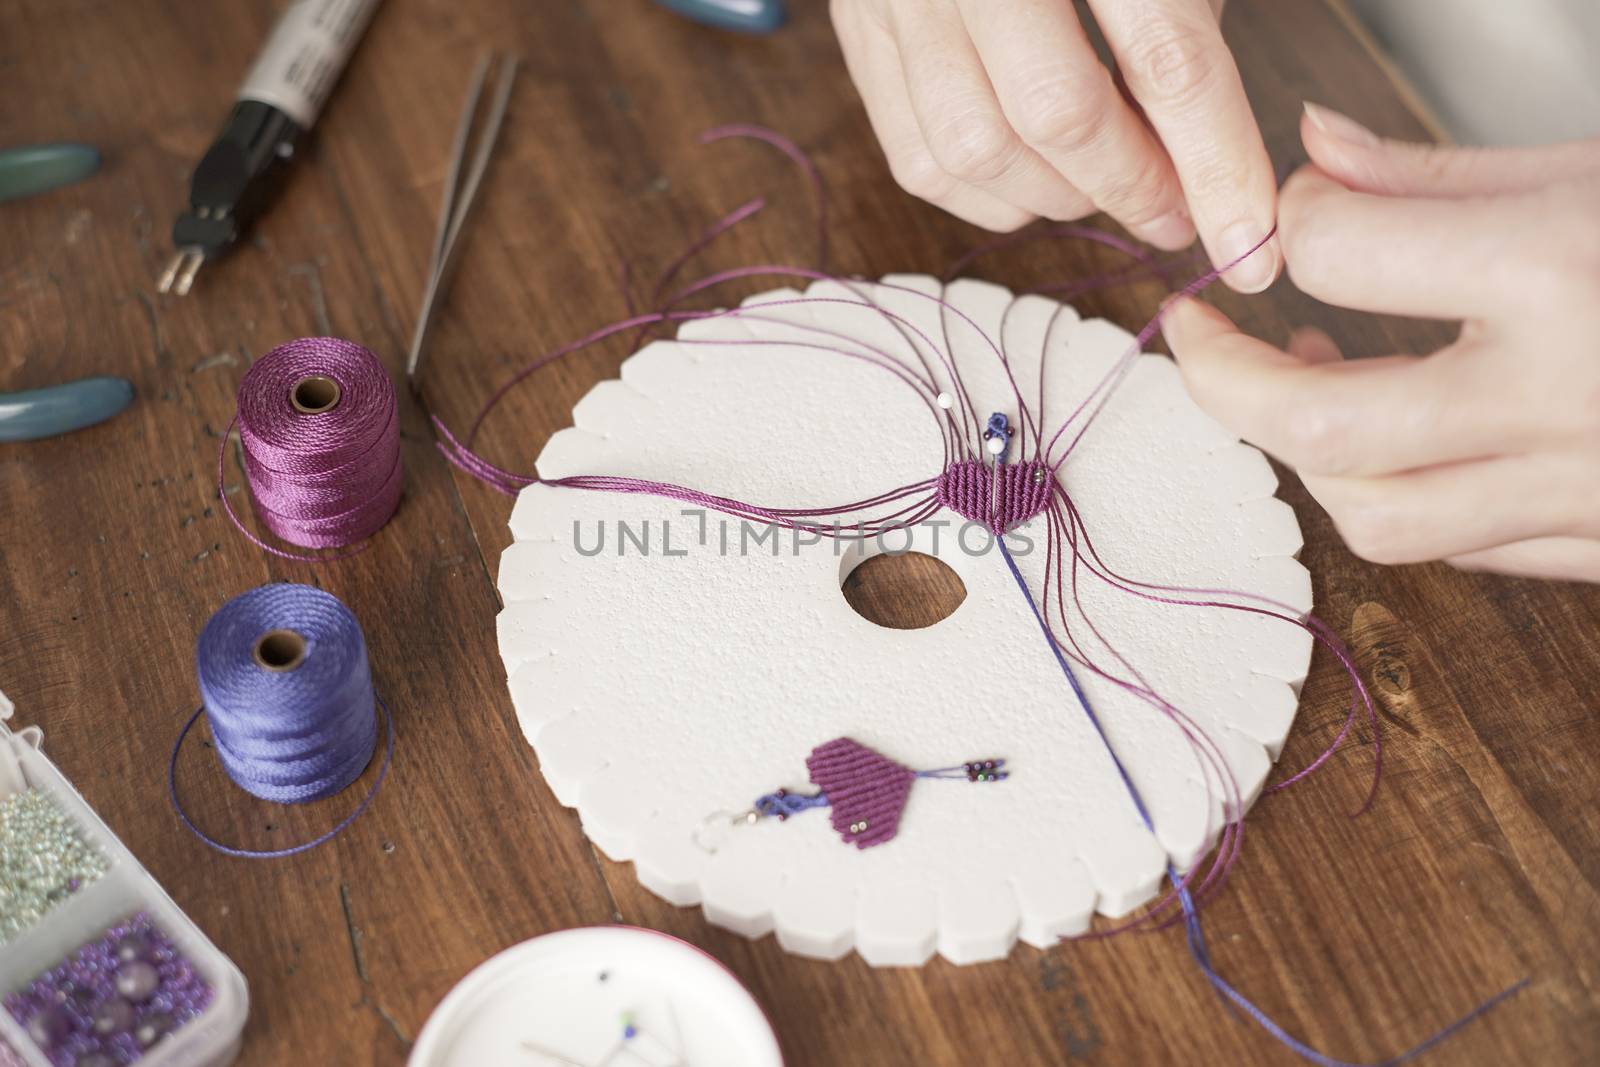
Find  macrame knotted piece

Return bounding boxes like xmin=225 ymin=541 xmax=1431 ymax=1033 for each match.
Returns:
xmin=935 ymin=459 xmax=1053 ymax=532
xmin=806 ymin=738 xmax=917 ymax=849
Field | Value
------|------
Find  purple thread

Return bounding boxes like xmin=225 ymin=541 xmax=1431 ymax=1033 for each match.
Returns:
xmin=699 ymin=124 xmax=828 ymax=271
xmin=995 ymin=524 xmax=1526 ymax=1064
xmin=169 ymin=584 xmax=393 ymax=858
xmin=1042 ymin=227 xmax=1278 ymax=470
xmin=221 ymin=337 xmax=402 ymax=561
xmin=968 ymin=412 xmax=1525 ymax=1054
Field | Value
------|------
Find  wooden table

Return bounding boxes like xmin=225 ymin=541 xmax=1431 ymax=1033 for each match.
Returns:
xmin=3 ymin=0 xmax=1596 ymax=1063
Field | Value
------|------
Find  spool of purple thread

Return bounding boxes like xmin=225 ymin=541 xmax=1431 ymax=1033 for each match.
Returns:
xmin=170 ymin=583 xmax=393 ymax=858
xmin=231 ymin=337 xmax=402 ymax=550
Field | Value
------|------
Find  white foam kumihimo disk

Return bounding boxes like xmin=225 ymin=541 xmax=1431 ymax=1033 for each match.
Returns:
xmin=496 ymin=275 xmax=1312 ymax=966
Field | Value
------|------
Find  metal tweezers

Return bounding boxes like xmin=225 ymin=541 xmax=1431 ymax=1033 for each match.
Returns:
xmin=406 ymin=54 xmax=519 ymax=387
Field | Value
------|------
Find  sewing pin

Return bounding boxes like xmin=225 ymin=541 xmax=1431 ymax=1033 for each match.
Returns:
xmin=986 ymin=419 xmax=1008 ymax=525
xmin=521 ymin=1042 xmax=590 ymax=1067
xmin=603 ymin=1011 xmax=687 ymax=1067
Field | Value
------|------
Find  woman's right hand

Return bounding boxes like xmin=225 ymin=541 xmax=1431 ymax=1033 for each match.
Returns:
xmin=830 ymin=0 xmax=1281 ymax=292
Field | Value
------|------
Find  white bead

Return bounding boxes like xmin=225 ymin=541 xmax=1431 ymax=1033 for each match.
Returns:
xmin=986 ymin=436 xmax=1005 ymax=455
xmin=936 ymin=392 xmax=953 ymax=410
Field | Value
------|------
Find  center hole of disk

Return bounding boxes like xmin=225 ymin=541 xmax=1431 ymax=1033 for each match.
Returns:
xmin=290 ymin=375 xmax=341 ymax=414
xmin=253 ymin=629 xmax=308 ymax=672
xmin=842 ymin=552 xmax=966 ymax=630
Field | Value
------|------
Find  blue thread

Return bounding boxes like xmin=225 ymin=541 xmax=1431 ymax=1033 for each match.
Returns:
xmin=194 ymin=584 xmax=378 ymax=803
xmin=753 ymin=790 xmax=830 ymax=818
xmin=994 ymin=534 xmax=1525 ymax=1066
xmin=918 ymin=760 xmax=1008 ymax=781
xmin=170 ymin=583 xmax=394 ymax=859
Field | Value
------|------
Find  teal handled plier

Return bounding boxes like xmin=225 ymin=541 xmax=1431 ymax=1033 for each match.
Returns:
xmin=0 ymin=378 xmax=135 ymax=443
xmin=0 ymin=143 xmax=135 ymax=441
xmin=656 ymin=0 xmax=785 ymax=33
xmin=0 ymin=143 xmax=100 ymax=204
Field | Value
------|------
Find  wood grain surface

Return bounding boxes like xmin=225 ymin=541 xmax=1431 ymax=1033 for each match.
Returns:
xmin=2 ymin=0 xmax=1596 ymax=1063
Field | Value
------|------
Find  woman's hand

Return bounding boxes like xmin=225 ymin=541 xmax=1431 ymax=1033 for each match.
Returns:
xmin=830 ymin=0 xmax=1280 ymax=291
xmin=1166 ymin=105 xmax=1600 ymax=582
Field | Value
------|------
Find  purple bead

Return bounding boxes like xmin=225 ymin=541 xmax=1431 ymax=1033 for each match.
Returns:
xmin=135 ymin=1011 xmax=174 ymax=1048
xmin=64 ymin=983 xmax=98 ymax=1013
xmin=25 ymin=1004 xmax=70 ymax=1048
xmin=115 ymin=932 xmax=152 ymax=964
xmin=7 ymin=914 xmax=213 ymax=1062
xmin=92 ymin=996 xmax=136 ymax=1036
xmin=114 ymin=961 xmax=160 ymax=1002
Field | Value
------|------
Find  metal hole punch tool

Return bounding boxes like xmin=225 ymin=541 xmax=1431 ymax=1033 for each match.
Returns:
xmin=405 ymin=54 xmax=519 ymax=388
xmin=157 ymin=0 xmax=382 ymax=296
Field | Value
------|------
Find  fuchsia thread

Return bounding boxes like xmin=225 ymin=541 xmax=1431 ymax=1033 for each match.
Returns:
xmin=221 ymin=337 xmax=403 ymax=561
xmin=699 ymin=124 xmax=829 ymax=271
xmin=989 ymin=410 xmax=1527 ymax=1062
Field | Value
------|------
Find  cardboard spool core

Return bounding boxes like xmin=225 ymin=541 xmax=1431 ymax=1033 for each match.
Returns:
xmin=253 ymin=629 xmax=307 ymax=672
xmin=290 ymin=375 xmax=341 ymax=414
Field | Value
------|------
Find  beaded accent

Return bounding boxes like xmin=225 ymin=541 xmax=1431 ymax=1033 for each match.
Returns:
xmin=4 ymin=913 xmax=214 ymax=1064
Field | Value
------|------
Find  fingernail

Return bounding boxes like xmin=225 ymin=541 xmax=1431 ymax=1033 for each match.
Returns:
xmin=1138 ymin=209 xmax=1195 ymax=251
xmin=1304 ymin=102 xmax=1379 ymax=147
xmin=1215 ymin=223 xmax=1279 ymax=294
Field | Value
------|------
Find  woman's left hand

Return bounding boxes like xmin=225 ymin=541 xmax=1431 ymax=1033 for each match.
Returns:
xmin=1164 ymin=105 xmax=1600 ymax=582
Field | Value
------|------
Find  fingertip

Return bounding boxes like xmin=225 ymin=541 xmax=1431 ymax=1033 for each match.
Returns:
xmin=1276 ymin=164 xmax=1345 ymax=249
xmin=1280 ymin=161 xmax=1339 ymax=197
xmin=1299 ymin=104 xmax=1391 ymax=193
xmin=1302 ymin=102 xmax=1379 ymax=149
xmin=1287 ymin=325 xmax=1344 ymax=364
xmin=1210 ymin=227 xmax=1280 ymax=293
xmin=1160 ymin=295 xmax=1236 ymax=356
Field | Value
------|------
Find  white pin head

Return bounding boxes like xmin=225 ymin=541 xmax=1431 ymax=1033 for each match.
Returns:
xmin=986 ymin=436 xmax=1005 ymax=456
xmin=936 ymin=392 xmax=953 ymax=410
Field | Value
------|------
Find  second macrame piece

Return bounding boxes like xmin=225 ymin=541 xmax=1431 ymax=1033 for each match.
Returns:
xmin=496 ymin=275 xmax=1312 ymax=966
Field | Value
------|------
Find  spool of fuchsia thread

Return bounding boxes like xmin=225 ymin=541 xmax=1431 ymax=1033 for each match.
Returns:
xmin=222 ymin=337 xmax=402 ymax=558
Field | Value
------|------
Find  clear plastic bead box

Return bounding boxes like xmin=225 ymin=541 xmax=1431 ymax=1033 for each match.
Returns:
xmin=0 ymin=689 xmax=248 ymax=1067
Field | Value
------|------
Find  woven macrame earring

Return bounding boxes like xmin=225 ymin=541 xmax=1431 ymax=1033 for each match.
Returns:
xmin=731 ymin=737 xmax=1007 ymax=849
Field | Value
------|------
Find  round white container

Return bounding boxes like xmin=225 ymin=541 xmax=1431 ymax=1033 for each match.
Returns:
xmin=409 ymin=926 xmax=783 ymax=1067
